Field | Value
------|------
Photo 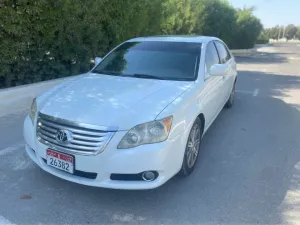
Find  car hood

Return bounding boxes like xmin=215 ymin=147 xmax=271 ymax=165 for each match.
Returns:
xmin=38 ymin=73 xmax=193 ymax=130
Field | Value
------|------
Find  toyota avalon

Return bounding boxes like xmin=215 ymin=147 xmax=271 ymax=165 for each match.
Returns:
xmin=24 ymin=36 xmax=237 ymax=189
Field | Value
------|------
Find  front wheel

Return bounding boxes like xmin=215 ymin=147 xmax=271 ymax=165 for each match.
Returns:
xmin=179 ymin=118 xmax=202 ymax=177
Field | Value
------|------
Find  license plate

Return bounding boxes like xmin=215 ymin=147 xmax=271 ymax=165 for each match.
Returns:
xmin=46 ymin=149 xmax=74 ymax=174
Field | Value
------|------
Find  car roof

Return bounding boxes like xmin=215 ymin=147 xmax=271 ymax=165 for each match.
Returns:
xmin=127 ymin=35 xmax=219 ymax=44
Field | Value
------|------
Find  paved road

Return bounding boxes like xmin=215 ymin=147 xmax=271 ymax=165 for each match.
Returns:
xmin=0 ymin=43 xmax=300 ymax=225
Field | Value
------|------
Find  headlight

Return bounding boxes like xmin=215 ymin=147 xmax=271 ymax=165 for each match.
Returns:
xmin=118 ymin=116 xmax=173 ymax=149
xmin=29 ymin=98 xmax=37 ymax=124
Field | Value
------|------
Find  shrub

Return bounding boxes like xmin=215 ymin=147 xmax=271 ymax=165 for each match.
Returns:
xmin=232 ymin=7 xmax=263 ymax=49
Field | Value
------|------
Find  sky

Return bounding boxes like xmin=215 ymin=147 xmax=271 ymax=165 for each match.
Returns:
xmin=229 ymin=0 xmax=300 ymax=28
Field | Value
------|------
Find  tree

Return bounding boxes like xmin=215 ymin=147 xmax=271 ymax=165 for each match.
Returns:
xmin=264 ymin=25 xmax=300 ymax=40
xmin=265 ymin=26 xmax=281 ymax=39
xmin=192 ymin=0 xmax=238 ymax=48
xmin=256 ymin=32 xmax=269 ymax=44
xmin=296 ymin=27 xmax=300 ymax=39
xmin=284 ymin=24 xmax=298 ymax=40
xmin=159 ymin=0 xmax=195 ymax=34
xmin=233 ymin=7 xmax=263 ymax=49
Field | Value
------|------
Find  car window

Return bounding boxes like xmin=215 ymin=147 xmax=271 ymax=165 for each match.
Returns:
xmin=214 ymin=41 xmax=231 ymax=64
xmin=92 ymin=41 xmax=202 ymax=81
xmin=205 ymin=41 xmax=220 ymax=74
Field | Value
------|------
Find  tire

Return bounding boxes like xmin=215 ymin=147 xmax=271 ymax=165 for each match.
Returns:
xmin=225 ymin=82 xmax=236 ymax=108
xmin=179 ymin=117 xmax=202 ymax=177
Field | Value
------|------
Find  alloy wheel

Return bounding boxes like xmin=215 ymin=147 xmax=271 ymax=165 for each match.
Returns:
xmin=186 ymin=124 xmax=201 ymax=168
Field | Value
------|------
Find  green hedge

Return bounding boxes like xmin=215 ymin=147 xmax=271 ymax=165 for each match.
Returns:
xmin=0 ymin=0 xmax=263 ymax=88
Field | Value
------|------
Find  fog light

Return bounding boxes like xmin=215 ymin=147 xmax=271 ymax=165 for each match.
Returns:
xmin=142 ymin=171 xmax=156 ymax=181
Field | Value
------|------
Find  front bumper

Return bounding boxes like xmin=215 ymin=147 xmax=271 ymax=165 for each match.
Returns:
xmin=24 ymin=116 xmax=185 ymax=190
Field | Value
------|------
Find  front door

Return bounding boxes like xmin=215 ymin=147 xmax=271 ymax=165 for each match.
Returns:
xmin=214 ymin=41 xmax=236 ymax=104
xmin=201 ymin=41 xmax=225 ymax=130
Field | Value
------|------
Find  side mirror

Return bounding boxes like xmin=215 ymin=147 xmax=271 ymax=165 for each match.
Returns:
xmin=94 ymin=57 xmax=102 ymax=65
xmin=209 ymin=64 xmax=228 ymax=76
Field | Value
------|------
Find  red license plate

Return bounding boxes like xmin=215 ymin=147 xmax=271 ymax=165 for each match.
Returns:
xmin=46 ymin=149 xmax=74 ymax=174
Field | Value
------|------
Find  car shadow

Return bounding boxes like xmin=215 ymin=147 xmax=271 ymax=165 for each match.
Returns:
xmin=236 ymin=43 xmax=300 ymax=65
xmin=235 ymin=52 xmax=288 ymax=64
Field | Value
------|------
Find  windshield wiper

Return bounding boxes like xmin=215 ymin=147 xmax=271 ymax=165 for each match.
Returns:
xmin=92 ymin=70 xmax=122 ymax=76
xmin=133 ymin=73 xmax=163 ymax=80
xmin=92 ymin=71 xmax=163 ymax=80
xmin=169 ymin=77 xmax=193 ymax=81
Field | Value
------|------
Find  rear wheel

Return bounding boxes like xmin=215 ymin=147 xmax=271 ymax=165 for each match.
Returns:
xmin=179 ymin=118 xmax=202 ymax=176
xmin=225 ymin=82 xmax=235 ymax=108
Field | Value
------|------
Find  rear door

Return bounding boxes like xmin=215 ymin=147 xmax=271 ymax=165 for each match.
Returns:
xmin=213 ymin=41 xmax=236 ymax=104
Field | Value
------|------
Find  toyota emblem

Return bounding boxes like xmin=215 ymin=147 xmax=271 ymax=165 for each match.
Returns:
xmin=56 ymin=130 xmax=72 ymax=144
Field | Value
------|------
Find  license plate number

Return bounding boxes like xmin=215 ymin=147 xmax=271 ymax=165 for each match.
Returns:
xmin=46 ymin=149 xmax=74 ymax=174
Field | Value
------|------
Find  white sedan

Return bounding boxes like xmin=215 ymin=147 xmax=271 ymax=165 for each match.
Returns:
xmin=24 ymin=36 xmax=237 ymax=189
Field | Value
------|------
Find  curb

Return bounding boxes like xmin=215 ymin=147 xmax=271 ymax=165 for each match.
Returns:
xmin=230 ymin=44 xmax=272 ymax=57
xmin=0 ymin=77 xmax=73 ymax=117
xmin=231 ymin=49 xmax=257 ymax=57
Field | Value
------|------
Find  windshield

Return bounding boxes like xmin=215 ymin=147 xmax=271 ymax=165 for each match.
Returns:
xmin=92 ymin=41 xmax=202 ymax=81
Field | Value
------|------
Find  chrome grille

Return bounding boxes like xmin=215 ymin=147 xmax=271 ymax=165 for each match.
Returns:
xmin=36 ymin=113 xmax=116 ymax=155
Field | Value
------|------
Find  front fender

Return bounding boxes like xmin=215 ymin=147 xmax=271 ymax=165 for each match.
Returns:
xmin=156 ymin=85 xmax=205 ymax=162
xmin=23 ymin=115 xmax=36 ymax=150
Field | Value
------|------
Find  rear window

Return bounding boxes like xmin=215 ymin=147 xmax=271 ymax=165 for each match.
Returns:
xmin=92 ymin=41 xmax=202 ymax=81
xmin=214 ymin=41 xmax=231 ymax=63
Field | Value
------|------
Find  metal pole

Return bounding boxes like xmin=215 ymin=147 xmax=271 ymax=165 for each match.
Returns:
xmin=277 ymin=27 xmax=281 ymax=40
xmin=282 ymin=26 xmax=286 ymax=39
